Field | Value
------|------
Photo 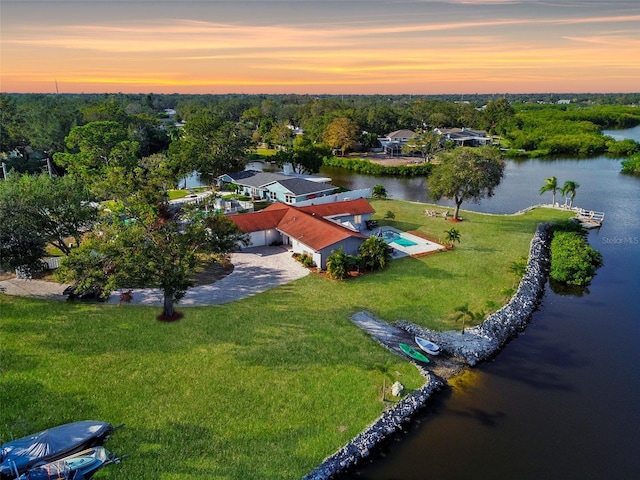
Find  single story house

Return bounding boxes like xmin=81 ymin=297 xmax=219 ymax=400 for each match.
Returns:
xmin=434 ymin=128 xmax=492 ymax=147
xmin=217 ymin=170 xmax=338 ymax=205
xmin=228 ymin=198 xmax=375 ymax=269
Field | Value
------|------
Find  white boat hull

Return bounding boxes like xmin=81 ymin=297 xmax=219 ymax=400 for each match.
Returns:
xmin=415 ymin=336 xmax=441 ymax=355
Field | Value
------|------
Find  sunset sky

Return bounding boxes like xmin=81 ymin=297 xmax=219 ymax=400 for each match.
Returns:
xmin=1 ymin=0 xmax=639 ymax=95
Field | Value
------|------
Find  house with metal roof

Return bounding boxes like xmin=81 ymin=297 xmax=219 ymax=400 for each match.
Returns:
xmin=217 ymin=170 xmax=338 ymax=204
xmin=434 ymin=128 xmax=492 ymax=147
xmin=228 ymin=198 xmax=375 ymax=269
xmin=379 ymin=129 xmax=417 ymax=156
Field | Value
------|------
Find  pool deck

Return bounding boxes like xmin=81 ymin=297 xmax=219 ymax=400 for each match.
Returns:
xmin=372 ymin=226 xmax=445 ymax=258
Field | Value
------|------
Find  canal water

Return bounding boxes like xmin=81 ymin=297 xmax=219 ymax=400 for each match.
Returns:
xmin=338 ymin=127 xmax=640 ymax=479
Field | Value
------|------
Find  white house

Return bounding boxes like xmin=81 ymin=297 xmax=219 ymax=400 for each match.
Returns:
xmin=228 ymin=198 xmax=376 ymax=269
xmin=433 ymin=128 xmax=492 ymax=147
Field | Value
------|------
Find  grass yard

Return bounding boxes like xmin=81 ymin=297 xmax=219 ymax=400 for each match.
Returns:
xmin=0 ymin=202 xmax=572 ymax=479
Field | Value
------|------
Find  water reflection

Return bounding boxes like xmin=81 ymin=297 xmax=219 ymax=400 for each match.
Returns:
xmin=346 ymin=127 xmax=640 ymax=480
xmin=323 ymin=156 xmax=628 ymax=214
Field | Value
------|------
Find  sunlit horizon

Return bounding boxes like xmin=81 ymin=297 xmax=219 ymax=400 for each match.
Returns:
xmin=2 ymin=1 xmax=639 ymax=95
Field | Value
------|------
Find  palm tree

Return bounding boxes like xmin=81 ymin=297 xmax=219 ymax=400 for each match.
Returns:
xmin=373 ymin=360 xmax=394 ymax=402
xmin=451 ymin=304 xmax=485 ymax=334
xmin=560 ymin=180 xmax=580 ymax=208
xmin=539 ymin=176 xmax=559 ymax=206
xmin=444 ymin=228 xmax=461 ymax=247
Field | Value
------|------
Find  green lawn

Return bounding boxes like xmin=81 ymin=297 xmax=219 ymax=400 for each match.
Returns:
xmin=0 ymin=202 xmax=572 ymax=479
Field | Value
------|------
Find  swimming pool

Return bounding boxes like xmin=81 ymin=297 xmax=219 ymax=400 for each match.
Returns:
xmin=391 ymin=236 xmax=418 ymax=247
xmin=372 ymin=227 xmax=443 ymax=257
xmin=380 ymin=230 xmax=418 ymax=247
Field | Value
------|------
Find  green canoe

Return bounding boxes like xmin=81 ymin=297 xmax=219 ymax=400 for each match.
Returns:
xmin=399 ymin=343 xmax=430 ymax=363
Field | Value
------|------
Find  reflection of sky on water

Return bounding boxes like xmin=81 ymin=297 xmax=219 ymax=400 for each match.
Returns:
xmin=324 ymin=156 xmax=634 ymax=215
xmin=351 ymin=128 xmax=640 ymax=480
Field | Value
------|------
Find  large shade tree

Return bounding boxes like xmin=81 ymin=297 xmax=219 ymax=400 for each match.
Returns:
xmin=481 ymin=98 xmax=516 ymax=135
xmin=323 ymin=117 xmax=359 ymax=156
xmin=428 ymin=147 xmax=505 ymax=221
xmin=0 ymin=185 xmax=47 ymax=275
xmin=168 ymin=111 xmax=252 ymax=188
xmin=0 ymin=173 xmax=98 ymax=274
xmin=56 ymin=153 xmax=249 ymax=319
xmin=0 ymin=94 xmax=26 ymax=153
xmin=271 ymin=135 xmax=330 ymax=174
xmin=53 ymin=121 xmax=139 ymax=197
xmin=60 ymin=204 xmax=249 ymax=318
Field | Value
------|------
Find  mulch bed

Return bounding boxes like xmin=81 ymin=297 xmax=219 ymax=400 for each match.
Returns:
xmin=157 ymin=311 xmax=185 ymax=322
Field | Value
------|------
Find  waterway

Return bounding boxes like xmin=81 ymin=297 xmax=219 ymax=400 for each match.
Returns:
xmin=337 ymin=127 xmax=640 ymax=479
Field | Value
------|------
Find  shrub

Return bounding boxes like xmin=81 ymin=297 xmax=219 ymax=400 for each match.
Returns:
xmin=621 ymin=153 xmax=640 ymax=175
xmin=550 ymin=231 xmax=603 ymax=286
xmin=326 ymin=247 xmax=350 ymax=280
xmin=372 ymin=184 xmax=388 ymax=199
xmin=359 ymin=236 xmax=393 ymax=271
xmin=551 ymin=219 xmax=588 ymax=235
xmin=293 ymin=252 xmax=316 ymax=268
xmin=607 ymin=138 xmax=640 ymax=157
xmin=323 ymin=156 xmax=432 ymax=176
xmin=300 ymin=254 xmax=316 ymax=268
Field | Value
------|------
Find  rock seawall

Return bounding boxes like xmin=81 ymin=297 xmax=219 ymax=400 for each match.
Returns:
xmin=397 ymin=222 xmax=552 ymax=365
xmin=302 ymin=372 xmax=443 ymax=480
xmin=304 ymin=223 xmax=552 ymax=479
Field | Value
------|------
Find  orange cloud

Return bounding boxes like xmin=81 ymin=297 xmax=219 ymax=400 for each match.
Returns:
xmin=2 ymin=3 xmax=638 ymax=94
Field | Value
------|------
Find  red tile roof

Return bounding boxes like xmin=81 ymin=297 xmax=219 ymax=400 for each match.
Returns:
xmin=228 ymin=209 xmax=287 ymax=232
xmin=276 ymin=209 xmax=367 ymax=251
xmin=229 ymin=199 xmax=373 ymax=250
xmin=296 ymin=198 xmax=375 ymax=217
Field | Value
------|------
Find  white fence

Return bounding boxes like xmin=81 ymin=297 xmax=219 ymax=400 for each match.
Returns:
xmin=44 ymin=257 xmax=61 ymax=269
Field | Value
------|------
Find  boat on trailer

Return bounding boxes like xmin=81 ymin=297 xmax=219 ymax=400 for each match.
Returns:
xmin=0 ymin=421 xmax=121 ymax=480
xmin=414 ymin=336 xmax=441 ymax=355
xmin=15 ymin=446 xmax=123 ymax=480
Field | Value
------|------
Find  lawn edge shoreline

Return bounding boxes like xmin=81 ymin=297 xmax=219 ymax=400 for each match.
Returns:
xmin=304 ymin=223 xmax=551 ymax=479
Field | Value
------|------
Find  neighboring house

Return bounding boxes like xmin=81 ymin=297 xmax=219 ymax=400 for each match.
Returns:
xmin=228 ymin=198 xmax=375 ymax=269
xmin=287 ymin=125 xmax=304 ymax=135
xmin=434 ymin=128 xmax=492 ymax=147
xmin=379 ymin=129 xmax=416 ymax=156
xmin=217 ymin=170 xmax=338 ymax=205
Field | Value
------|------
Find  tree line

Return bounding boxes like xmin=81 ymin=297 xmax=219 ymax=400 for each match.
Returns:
xmin=3 ymin=93 xmax=639 ymax=178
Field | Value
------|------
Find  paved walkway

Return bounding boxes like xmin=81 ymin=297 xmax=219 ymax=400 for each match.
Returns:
xmin=0 ymin=246 xmax=310 ymax=306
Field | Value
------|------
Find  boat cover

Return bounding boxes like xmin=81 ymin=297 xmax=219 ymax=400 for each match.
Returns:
xmin=0 ymin=421 xmax=113 ymax=479
xmin=23 ymin=462 xmax=76 ymax=480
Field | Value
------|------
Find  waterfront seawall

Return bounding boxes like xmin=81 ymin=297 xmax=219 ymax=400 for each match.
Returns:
xmin=399 ymin=222 xmax=552 ymax=365
xmin=305 ymin=223 xmax=552 ymax=479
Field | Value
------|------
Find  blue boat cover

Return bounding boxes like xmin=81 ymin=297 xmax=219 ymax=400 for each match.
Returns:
xmin=0 ymin=421 xmax=113 ymax=479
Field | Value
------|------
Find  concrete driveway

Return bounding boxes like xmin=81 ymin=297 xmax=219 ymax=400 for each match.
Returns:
xmin=0 ymin=246 xmax=310 ymax=306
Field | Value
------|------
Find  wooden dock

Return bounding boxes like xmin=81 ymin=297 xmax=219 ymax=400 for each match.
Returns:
xmin=576 ymin=208 xmax=604 ymax=228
